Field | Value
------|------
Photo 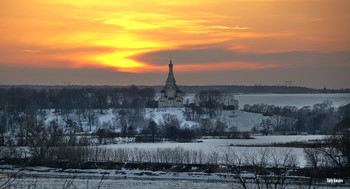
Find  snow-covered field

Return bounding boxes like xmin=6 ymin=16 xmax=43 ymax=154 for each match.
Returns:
xmin=108 ymin=135 xmax=325 ymax=150
xmin=42 ymin=93 xmax=350 ymax=133
xmin=235 ymin=93 xmax=350 ymax=108
xmin=144 ymin=108 xmax=265 ymax=131
xmin=105 ymin=135 xmax=326 ymax=167
xmin=44 ymin=108 xmax=264 ymax=132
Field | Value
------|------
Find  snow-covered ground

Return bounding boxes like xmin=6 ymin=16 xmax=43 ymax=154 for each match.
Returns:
xmin=2 ymin=93 xmax=348 ymax=188
xmin=2 ymin=175 xmax=346 ymax=189
xmin=218 ymin=110 xmax=264 ymax=131
xmin=104 ymin=135 xmax=326 ymax=167
xmin=144 ymin=108 xmax=265 ymax=131
xmin=235 ymin=93 xmax=350 ymax=108
xmin=1 ymin=164 xmax=346 ymax=189
xmin=0 ymin=177 xmax=236 ymax=189
xmin=144 ymin=108 xmax=194 ymax=127
xmin=41 ymin=93 xmax=350 ymax=133
xmin=105 ymin=135 xmax=325 ymax=151
xmin=43 ymin=108 xmax=264 ymax=132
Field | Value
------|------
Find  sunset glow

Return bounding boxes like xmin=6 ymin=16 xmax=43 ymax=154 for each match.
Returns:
xmin=1 ymin=0 xmax=350 ymax=87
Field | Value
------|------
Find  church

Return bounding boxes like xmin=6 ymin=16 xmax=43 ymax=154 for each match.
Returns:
xmin=158 ymin=59 xmax=183 ymax=108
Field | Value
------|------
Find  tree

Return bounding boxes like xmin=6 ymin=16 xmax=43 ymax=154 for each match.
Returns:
xmin=313 ymin=100 xmax=334 ymax=114
xmin=160 ymin=114 xmax=182 ymax=141
xmin=199 ymin=119 xmax=212 ymax=136
xmin=126 ymin=125 xmax=135 ymax=137
xmin=178 ymin=128 xmax=194 ymax=142
xmin=328 ymin=117 xmax=350 ymax=167
xmin=118 ymin=109 xmax=137 ymax=138
xmin=65 ymin=119 xmax=81 ymax=134
xmin=118 ymin=110 xmax=128 ymax=137
xmin=304 ymin=117 xmax=350 ymax=171
xmin=338 ymin=103 xmax=350 ymax=119
xmin=86 ymin=110 xmax=98 ymax=131
xmin=47 ymin=120 xmax=64 ymax=147
xmin=148 ymin=121 xmax=158 ymax=143
xmin=260 ymin=118 xmax=273 ymax=136
xmin=27 ymin=119 xmax=64 ymax=163
xmin=224 ymin=148 xmax=299 ymax=189
xmin=304 ymin=148 xmax=322 ymax=168
xmin=184 ymin=103 xmax=204 ymax=122
xmin=221 ymin=94 xmax=239 ymax=110
xmin=94 ymin=88 xmax=108 ymax=113
xmin=96 ymin=128 xmax=109 ymax=145
xmin=197 ymin=90 xmax=223 ymax=118
xmin=164 ymin=125 xmax=180 ymax=141
xmin=213 ymin=120 xmax=226 ymax=136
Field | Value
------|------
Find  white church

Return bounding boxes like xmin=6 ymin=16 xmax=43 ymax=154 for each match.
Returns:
xmin=158 ymin=59 xmax=184 ymax=108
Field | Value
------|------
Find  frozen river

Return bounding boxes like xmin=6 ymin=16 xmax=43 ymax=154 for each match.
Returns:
xmin=235 ymin=93 xmax=350 ymax=108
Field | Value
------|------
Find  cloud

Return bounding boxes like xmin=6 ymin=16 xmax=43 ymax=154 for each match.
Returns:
xmin=0 ymin=44 xmax=115 ymax=68
xmin=212 ymin=26 xmax=250 ymax=30
xmin=131 ymin=47 xmax=350 ymax=72
xmin=1 ymin=62 xmax=349 ymax=89
xmin=1 ymin=0 xmax=349 ymax=88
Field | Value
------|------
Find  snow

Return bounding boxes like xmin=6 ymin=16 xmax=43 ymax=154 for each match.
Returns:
xmin=144 ymin=108 xmax=195 ymax=127
xmin=104 ymin=135 xmax=326 ymax=167
xmin=217 ymin=110 xmax=264 ymax=131
xmin=0 ymin=172 xmax=235 ymax=189
xmin=0 ymin=165 xmax=235 ymax=188
xmin=1 ymin=176 xmax=343 ymax=189
xmin=39 ymin=93 xmax=350 ymax=133
xmin=98 ymin=109 xmax=115 ymax=124
xmin=106 ymin=135 xmax=326 ymax=150
xmin=2 ymin=93 xmax=348 ymax=188
xmin=41 ymin=108 xmax=264 ymax=133
xmin=1 ymin=164 xmax=346 ymax=188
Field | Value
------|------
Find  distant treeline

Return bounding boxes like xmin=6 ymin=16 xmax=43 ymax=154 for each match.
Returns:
xmin=175 ymin=85 xmax=350 ymax=94
xmin=0 ymin=86 xmax=157 ymax=113
xmin=1 ymin=85 xmax=349 ymax=94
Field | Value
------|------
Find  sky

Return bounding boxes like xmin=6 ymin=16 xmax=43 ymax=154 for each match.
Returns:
xmin=0 ymin=0 xmax=349 ymax=89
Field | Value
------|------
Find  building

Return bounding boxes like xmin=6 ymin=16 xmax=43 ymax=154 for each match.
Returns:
xmin=158 ymin=59 xmax=183 ymax=108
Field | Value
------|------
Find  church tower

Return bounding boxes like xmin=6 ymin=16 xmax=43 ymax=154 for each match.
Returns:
xmin=158 ymin=58 xmax=183 ymax=108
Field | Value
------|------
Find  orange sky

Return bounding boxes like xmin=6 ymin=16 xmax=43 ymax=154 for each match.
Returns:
xmin=1 ymin=0 xmax=350 ymax=88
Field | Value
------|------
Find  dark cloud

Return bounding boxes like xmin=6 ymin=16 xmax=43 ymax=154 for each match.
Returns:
xmin=1 ymin=46 xmax=349 ymax=89
xmin=0 ymin=66 xmax=165 ymax=86
xmin=0 ymin=61 xmax=349 ymax=89
xmin=132 ymin=47 xmax=350 ymax=69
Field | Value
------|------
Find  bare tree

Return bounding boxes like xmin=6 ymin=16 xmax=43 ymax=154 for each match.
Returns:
xmin=118 ymin=109 xmax=137 ymax=138
xmin=197 ymin=90 xmax=223 ymax=118
xmin=219 ymin=148 xmax=300 ymax=189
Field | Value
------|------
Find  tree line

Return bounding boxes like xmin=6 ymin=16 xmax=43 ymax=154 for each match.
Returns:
xmin=0 ymin=86 xmax=156 ymax=113
xmin=242 ymin=101 xmax=350 ymax=135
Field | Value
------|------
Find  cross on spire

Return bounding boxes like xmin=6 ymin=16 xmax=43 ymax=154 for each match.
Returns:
xmin=166 ymin=56 xmax=176 ymax=84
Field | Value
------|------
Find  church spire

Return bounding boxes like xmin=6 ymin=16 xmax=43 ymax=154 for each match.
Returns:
xmin=166 ymin=56 xmax=176 ymax=84
xmin=158 ymin=56 xmax=183 ymax=108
